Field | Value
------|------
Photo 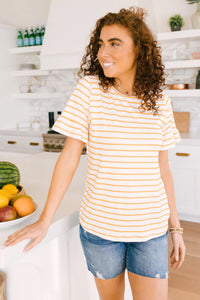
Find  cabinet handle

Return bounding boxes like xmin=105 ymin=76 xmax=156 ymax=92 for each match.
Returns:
xmin=7 ymin=141 xmax=16 ymax=144
xmin=29 ymin=142 xmax=39 ymax=146
xmin=176 ymin=152 xmax=190 ymax=157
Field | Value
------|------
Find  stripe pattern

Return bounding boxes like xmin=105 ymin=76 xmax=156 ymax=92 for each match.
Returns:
xmin=53 ymin=75 xmax=181 ymax=242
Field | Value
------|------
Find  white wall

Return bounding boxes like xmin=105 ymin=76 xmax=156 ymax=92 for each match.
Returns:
xmin=0 ymin=0 xmax=51 ymax=27
xmin=141 ymin=0 xmax=196 ymax=33
xmin=0 ymin=0 xmax=197 ymax=33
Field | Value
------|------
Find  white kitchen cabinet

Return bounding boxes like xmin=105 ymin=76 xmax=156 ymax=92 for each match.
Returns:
xmin=169 ymin=144 xmax=200 ymax=222
xmin=0 ymin=151 xmax=133 ymax=300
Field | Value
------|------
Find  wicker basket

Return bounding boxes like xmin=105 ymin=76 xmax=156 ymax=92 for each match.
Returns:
xmin=0 ymin=271 xmax=6 ymax=300
xmin=11 ymin=185 xmax=26 ymax=198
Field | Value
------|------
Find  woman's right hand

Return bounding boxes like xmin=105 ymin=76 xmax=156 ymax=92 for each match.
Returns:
xmin=4 ymin=219 xmax=50 ymax=252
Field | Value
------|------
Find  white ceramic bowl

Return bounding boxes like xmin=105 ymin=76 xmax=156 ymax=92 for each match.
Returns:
xmin=0 ymin=202 xmax=38 ymax=229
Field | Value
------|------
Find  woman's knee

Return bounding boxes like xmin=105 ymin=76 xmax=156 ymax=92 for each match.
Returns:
xmin=94 ymin=270 xmax=126 ymax=300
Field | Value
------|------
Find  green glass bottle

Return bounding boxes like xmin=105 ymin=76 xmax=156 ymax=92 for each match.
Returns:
xmin=29 ymin=28 xmax=35 ymax=46
xmin=40 ymin=25 xmax=45 ymax=44
xmin=35 ymin=26 xmax=41 ymax=45
xmin=17 ymin=29 xmax=23 ymax=47
xmin=24 ymin=28 xmax=30 ymax=47
xmin=196 ymin=70 xmax=200 ymax=89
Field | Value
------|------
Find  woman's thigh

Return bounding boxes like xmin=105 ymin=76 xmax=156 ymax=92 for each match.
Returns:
xmin=126 ymin=231 xmax=169 ymax=300
xmin=79 ymin=224 xmax=127 ymax=280
xmin=128 ymin=272 xmax=168 ymax=300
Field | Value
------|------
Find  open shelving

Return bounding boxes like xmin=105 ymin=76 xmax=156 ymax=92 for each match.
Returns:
xmin=157 ymin=29 xmax=200 ymax=98
xmin=165 ymin=89 xmax=200 ymax=97
xmin=9 ymin=45 xmax=42 ymax=54
xmin=11 ymin=70 xmax=50 ymax=77
xmin=12 ymin=93 xmax=64 ymax=99
xmin=157 ymin=29 xmax=200 ymax=41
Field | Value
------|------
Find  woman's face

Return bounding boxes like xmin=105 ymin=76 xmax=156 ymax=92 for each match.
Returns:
xmin=97 ymin=24 xmax=138 ymax=80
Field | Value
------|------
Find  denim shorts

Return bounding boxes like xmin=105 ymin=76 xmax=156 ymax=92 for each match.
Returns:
xmin=79 ymin=224 xmax=169 ymax=280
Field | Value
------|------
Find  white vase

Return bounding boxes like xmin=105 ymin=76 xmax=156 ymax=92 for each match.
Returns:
xmin=191 ymin=3 xmax=200 ymax=29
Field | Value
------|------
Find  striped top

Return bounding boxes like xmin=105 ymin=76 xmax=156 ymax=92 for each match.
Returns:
xmin=53 ymin=75 xmax=181 ymax=242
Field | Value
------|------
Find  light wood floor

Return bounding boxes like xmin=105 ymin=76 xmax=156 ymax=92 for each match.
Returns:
xmin=168 ymin=220 xmax=200 ymax=300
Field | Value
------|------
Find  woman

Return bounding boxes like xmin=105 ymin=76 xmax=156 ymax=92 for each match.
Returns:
xmin=5 ymin=7 xmax=185 ymax=300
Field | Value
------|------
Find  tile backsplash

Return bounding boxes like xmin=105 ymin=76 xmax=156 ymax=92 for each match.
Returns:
xmin=18 ymin=68 xmax=200 ymax=134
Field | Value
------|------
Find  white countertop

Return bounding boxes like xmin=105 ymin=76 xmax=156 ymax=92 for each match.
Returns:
xmin=0 ymin=151 xmax=88 ymax=249
xmin=0 ymin=127 xmax=49 ymax=137
xmin=1 ymin=128 xmax=200 ymax=143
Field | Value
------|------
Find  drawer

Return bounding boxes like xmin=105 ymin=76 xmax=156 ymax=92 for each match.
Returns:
xmin=0 ymin=136 xmax=43 ymax=152
xmin=168 ymin=144 xmax=200 ymax=163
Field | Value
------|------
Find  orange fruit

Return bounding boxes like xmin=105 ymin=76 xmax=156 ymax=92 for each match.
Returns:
xmin=13 ymin=196 xmax=35 ymax=217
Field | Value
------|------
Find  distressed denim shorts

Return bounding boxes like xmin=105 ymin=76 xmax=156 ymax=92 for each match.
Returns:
xmin=79 ymin=224 xmax=169 ymax=280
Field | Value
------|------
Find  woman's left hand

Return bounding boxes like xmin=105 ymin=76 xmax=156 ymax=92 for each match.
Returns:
xmin=169 ymin=233 xmax=186 ymax=270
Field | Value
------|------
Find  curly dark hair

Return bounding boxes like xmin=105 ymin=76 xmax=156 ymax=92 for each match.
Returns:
xmin=78 ymin=6 xmax=166 ymax=115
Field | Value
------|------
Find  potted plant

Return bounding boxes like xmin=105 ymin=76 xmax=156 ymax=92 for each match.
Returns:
xmin=186 ymin=0 xmax=200 ymax=28
xmin=168 ymin=14 xmax=184 ymax=31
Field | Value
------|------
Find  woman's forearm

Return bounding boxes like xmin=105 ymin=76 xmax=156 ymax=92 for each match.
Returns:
xmin=161 ymin=170 xmax=181 ymax=228
xmin=39 ymin=141 xmax=83 ymax=226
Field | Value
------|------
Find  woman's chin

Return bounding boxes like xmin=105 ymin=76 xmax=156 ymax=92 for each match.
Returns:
xmin=103 ymin=70 xmax=116 ymax=78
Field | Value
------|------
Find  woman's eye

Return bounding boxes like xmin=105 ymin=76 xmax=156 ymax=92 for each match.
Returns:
xmin=98 ymin=43 xmax=103 ymax=48
xmin=111 ymin=42 xmax=119 ymax=47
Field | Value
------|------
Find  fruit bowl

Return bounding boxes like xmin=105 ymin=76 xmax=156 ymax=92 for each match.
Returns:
xmin=0 ymin=202 xmax=38 ymax=229
xmin=11 ymin=185 xmax=26 ymax=198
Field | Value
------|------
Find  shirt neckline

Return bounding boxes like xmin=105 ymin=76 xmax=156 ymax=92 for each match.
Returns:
xmin=111 ymin=85 xmax=137 ymax=98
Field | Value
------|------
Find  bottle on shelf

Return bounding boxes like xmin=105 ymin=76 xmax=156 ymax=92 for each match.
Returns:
xmin=29 ymin=27 xmax=36 ymax=46
xmin=40 ymin=26 xmax=45 ymax=44
xmin=196 ymin=70 xmax=200 ymax=89
xmin=17 ymin=29 xmax=23 ymax=47
xmin=24 ymin=28 xmax=30 ymax=47
xmin=35 ymin=26 xmax=41 ymax=45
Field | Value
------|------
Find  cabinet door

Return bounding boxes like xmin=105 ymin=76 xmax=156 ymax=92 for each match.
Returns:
xmin=171 ymin=163 xmax=198 ymax=218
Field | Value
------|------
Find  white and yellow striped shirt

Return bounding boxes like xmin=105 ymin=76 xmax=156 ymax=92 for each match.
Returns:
xmin=53 ymin=75 xmax=181 ymax=242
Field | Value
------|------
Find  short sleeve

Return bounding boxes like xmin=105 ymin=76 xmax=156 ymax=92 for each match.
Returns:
xmin=53 ymin=76 xmax=91 ymax=144
xmin=160 ymin=94 xmax=181 ymax=150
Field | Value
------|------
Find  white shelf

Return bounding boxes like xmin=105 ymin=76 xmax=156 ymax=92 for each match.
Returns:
xmin=165 ymin=89 xmax=200 ymax=97
xmin=157 ymin=29 xmax=200 ymax=41
xmin=164 ymin=59 xmax=200 ymax=69
xmin=11 ymin=70 xmax=50 ymax=77
xmin=9 ymin=45 xmax=42 ymax=54
xmin=12 ymin=92 xmax=64 ymax=99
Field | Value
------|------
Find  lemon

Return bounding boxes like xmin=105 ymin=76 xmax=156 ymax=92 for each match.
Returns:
xmin=0 ymin=193 xmax=9 ymax=209
xmin=0 ymin=189 xmax=12 ymax=200
xmin=3 ymin=184 xmax=18 ymax=195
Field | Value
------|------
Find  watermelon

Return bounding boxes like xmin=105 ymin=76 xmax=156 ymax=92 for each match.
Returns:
xmin=0 ymin=162 xmax=20 ymax=189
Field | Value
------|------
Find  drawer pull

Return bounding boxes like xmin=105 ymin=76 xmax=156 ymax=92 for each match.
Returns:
xmin=176 ymin=152 xmax=190 ymax=157
xmin=7 ymin=141 xmax=16 ymax=144
xmin=30 ymin=142 xmax=39 ymax=146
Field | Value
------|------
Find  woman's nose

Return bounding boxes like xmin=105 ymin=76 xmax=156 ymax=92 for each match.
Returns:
xmin=99 ymin=45 xmax=111 ymax=58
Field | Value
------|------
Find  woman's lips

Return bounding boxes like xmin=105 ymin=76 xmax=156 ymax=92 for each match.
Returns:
xmin=102 ymin=62 xmax=115 ymax=69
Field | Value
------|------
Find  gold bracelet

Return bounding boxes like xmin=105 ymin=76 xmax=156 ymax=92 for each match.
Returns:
xmin=168 ymin=227 xmax=183 ymax=234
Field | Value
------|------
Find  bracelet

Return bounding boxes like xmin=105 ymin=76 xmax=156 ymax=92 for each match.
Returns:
xmin=168 ymin=227 xmax=183 ymax=234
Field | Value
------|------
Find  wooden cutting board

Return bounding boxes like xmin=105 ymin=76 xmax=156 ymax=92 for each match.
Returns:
xmin=173 ymin=112 xmax=190 ymax=133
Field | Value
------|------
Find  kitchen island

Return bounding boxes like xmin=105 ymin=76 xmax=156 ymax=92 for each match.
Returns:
xmin=0 ymin=151 xmax=102 ymax=300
